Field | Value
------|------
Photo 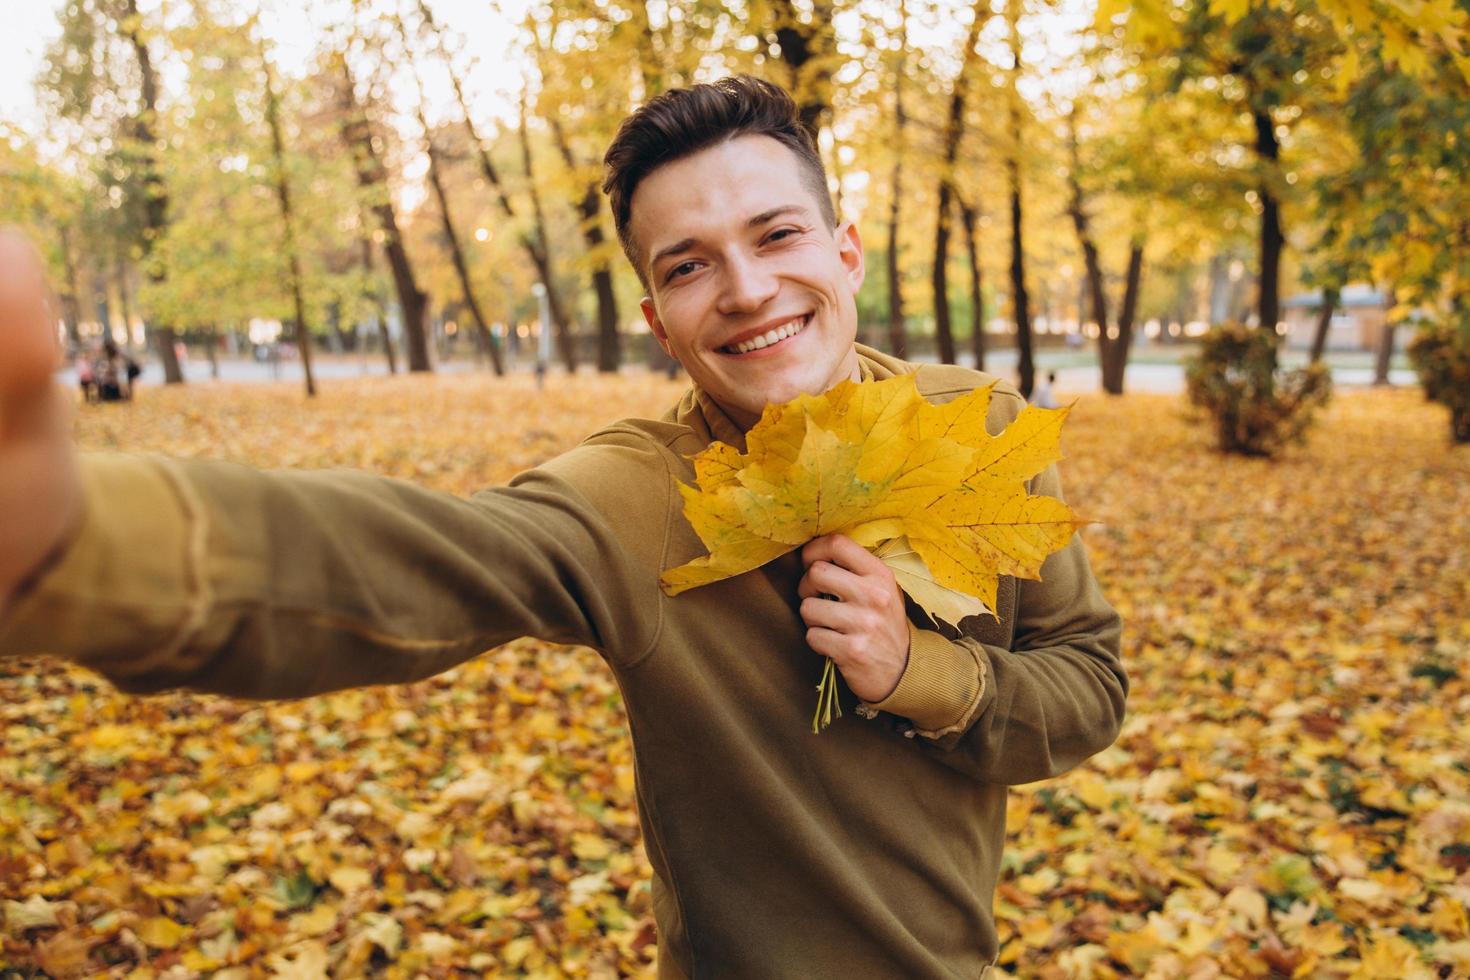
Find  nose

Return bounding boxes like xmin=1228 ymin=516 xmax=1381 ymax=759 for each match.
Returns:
xmin=715 ymin=252 xmax=779 ymax=317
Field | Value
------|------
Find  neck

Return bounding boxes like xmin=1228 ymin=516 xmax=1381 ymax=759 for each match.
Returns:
xmin=710 ymin=349 xmax=865 ymax=433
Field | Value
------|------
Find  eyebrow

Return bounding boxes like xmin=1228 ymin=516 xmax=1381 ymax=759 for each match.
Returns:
xmin=648 ymin=204 xmax=812 ymax=276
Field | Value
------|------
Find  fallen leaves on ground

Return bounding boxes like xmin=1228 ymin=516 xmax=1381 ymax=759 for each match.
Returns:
xmin=1 ymin=373 xmax=1467 ymax=978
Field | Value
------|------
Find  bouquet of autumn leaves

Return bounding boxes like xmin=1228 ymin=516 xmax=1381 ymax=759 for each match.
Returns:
xmin=659 ymin=374 xmax=1084 ymax=732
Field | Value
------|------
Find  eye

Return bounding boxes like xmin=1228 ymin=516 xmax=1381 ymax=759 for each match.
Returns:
xmin=766 ymin=227 xmax=802 ymax=243
xmin=666 ymin=261 xmax=700 ymax=282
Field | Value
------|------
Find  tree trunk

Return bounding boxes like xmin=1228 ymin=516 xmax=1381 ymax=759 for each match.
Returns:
xmin=418 ymin=2 xmax=577 ymax=370
xmin=957 ymin=196 xmax=986 ymax=372
xmin=115 ymin=260 xmax=139 ymax=353
xmin=1008 ymin=176 xmax=1034 ymax=398
xmin=1066 ymin=116 xmax=1112 ymax=390
xmin=591 ymin=263 xmax=620 ymax=373
xmin=1453 ymin=405 xmax=1470 ymax=444
xmin=1374 ymin=321 xmax=1396 ymax=386
xmin=932 ymin=182 xmax=957 ymax=365
xmin=394 ymin=15 xmax=506 ymax=378
xmin=90 ymin=270 xmax=112 ymax=349
xmin=56 ymin=225 xmax=84 ymax=350
xmin=261 ymin=42 xmax=317 ymax=398
xmin=1207 ymin=254 xmax=1231 ymax=324
xmin=1254 ymin=107 xmax=1283 ymax=332
xmin=546 ymin=109 xmax=621 ymax=373
xmin=770 ymin=0 xmax=835 ymax=139
xmin=518 ymin=94 xmax=578 ymax=373
xmin=884 ymin=2 xmax=909 ymax=358
xmin=331 ymin=303 xmax=357 ymax=353
xmin=886 ymin=166 xmax=906 ymax=358
xmin=1104 ymin=242 xmax=1144 ymax=395
xmin=121 ymin=0 xmax=182 ymax=384
xmin=628 ymin=0 xmax=666 ymax=95
xmin=334 ymin=55 xmax=432 ymax=372
xmin=930 ymin=2 xmax=989 ymax=368
xmin=1006 ymin=0 xmax=1034 ymax=398
xmin=885 ymin=163 xmax=906 ymax=354
xmin=427 ymin=152 xmax=504 ymax=375
xmin=361 ymin=235 xmax=398 ymax=374
xmin=1309 ymin=285 xmax=1338 ymax=364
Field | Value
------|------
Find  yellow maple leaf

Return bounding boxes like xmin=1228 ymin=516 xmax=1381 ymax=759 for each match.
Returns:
xmin=136 ymin=915 xmax=191 ymax=950
xmin=872 ymin=536 xmax=988 ymax=627
xmin=662 ymin=374 xmax=1084 ymax=629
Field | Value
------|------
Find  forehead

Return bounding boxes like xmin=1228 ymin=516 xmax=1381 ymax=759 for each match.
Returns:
xmin=628 ymin=135 xmax=817 ymax=258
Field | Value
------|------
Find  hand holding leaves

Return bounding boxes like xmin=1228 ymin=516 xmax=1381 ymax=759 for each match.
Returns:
xmin=797 ymin=534 xmax=912 ymax=728
xmin=662 ymin=374 xmax=1086 ymax=730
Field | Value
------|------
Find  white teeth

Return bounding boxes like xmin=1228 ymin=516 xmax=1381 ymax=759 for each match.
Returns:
xmin=727 ymin=315 xmax=808 ymax=354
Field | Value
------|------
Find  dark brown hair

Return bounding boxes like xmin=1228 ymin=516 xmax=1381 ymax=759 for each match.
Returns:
xmin=601 ymin=75 xmax=837 ymax=289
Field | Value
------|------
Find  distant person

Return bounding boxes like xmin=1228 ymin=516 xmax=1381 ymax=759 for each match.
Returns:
xmin=93 ymin=338 xmax=139 ymax=402
xmin=75 ymin=348 xmax=97 ymax=403
xmin=1033 ymin=369 xmax=1059 ymax=409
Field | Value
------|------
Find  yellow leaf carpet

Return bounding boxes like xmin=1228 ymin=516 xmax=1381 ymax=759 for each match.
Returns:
xmin=2 ymin=374 xmax=1466 ymax=978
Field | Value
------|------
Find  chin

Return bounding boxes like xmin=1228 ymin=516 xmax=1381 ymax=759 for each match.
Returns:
xmin=748 ymin=375 xmax=817 ymax=411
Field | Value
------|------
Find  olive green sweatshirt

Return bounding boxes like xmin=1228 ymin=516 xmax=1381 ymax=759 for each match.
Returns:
xmin=0 ymin=346 xmax=1126 ymax=978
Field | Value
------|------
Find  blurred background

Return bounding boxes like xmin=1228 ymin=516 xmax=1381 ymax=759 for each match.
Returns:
xmin=0 ymin=0 xmax=1464 ymax=394
xmin=2 ymin=4 xmax=1470 ymax=977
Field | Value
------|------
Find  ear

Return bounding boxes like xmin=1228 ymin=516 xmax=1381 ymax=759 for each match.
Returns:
xmin=835 ymin=220 xmax=865 ymax=295
xmin=641 ymin=296 xmax=676 ymax=360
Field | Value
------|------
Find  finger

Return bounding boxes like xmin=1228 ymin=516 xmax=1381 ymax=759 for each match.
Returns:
xmin=805 ymin=626 xmax=848 ymax=662
xmin=797 ymin=559 xmax=865 ymax=603
xmin=796 ymin=561 xmax=827 ymax=599
xmin=801 ymin=534 xmax=841 ymax=568
xmin=799 ymin=594 xmax=863 ymax=633
xmin=803 ymin=533 xmax=886 ymax=577
xmin=0 ymin=231 xmax=62 ymax=404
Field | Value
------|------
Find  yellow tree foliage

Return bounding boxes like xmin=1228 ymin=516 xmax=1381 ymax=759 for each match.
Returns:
xmin=1097 ymin=0 xmax=1470 ymax=85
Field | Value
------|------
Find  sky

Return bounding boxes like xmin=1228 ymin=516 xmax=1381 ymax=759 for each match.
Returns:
xmin=0 ymin=1 xmax=65 ymax=131
xmin=0 ymin=0 xmax=534 ymax=142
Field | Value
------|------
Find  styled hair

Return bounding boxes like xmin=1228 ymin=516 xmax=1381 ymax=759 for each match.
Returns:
xmin=601 ymin=75 xmax=837 ymax=289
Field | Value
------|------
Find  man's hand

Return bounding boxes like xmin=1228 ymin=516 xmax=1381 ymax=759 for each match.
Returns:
xmin=797 ymin=534 xmax=910 ymax=703
xmin=0 ymin=230 xmax=79 ymax=611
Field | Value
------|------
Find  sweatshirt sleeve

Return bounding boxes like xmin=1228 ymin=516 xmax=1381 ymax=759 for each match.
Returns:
xmin=860 ymin=461 xmax=1128 ymax=785
xmin=0 ymin=448 xmax=664 ymax=699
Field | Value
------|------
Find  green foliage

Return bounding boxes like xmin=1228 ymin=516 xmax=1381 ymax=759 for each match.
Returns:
xmin=1185 ymin=322 xmax=1332 ymax=456
xmin=1407 ymin=312 xmax=1470 ymax=444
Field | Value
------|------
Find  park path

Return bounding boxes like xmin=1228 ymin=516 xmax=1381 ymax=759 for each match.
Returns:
xmin=57 ymin=348 xmax=1420 ymax=394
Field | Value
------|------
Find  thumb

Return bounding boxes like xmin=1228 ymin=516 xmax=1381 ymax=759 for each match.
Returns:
xmin=0 ymin=230 xmax=63 ymax=420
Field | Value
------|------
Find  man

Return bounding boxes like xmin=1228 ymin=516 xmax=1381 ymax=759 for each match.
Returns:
xmin=0 ymin=76 xmax=1125 ymax=977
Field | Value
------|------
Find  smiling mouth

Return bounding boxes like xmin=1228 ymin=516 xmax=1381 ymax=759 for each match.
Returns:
xmin=719 ymin=314 xmax=812 ymax=355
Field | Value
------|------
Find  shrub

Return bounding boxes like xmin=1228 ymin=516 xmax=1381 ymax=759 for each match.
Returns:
xmin=1185 ymin=322 xmax=1333 ymax=457
xmin=1406 ymin=312 xmax=1470 ymax=444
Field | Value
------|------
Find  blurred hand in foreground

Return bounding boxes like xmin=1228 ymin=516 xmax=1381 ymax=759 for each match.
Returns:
xmin=0 ymin=229 xmax=79 ymax=612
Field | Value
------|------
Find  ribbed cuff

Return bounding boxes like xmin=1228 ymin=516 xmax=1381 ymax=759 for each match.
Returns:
xmin=862 ymin=622 xmax=985 ymax=737
xmin=0 ymin=454 xmax=207 ymax=671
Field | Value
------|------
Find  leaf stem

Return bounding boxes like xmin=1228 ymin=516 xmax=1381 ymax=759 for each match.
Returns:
xmin=811 ymin=657 xmax=843 ymax=733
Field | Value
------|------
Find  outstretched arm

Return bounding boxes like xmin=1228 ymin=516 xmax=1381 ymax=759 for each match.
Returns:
xmin=1 ymin=453 xmax=660 ymax=699
xmin=0 ymin=235 xmax=663 ymax=700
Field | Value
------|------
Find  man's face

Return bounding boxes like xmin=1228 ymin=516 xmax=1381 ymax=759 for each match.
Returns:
xmin=630 ymin=135 xmax=865 ymax=422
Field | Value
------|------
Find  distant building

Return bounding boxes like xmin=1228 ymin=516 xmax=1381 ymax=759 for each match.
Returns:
xmin=1282 ymin=285 xmax=1400 ymax=352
